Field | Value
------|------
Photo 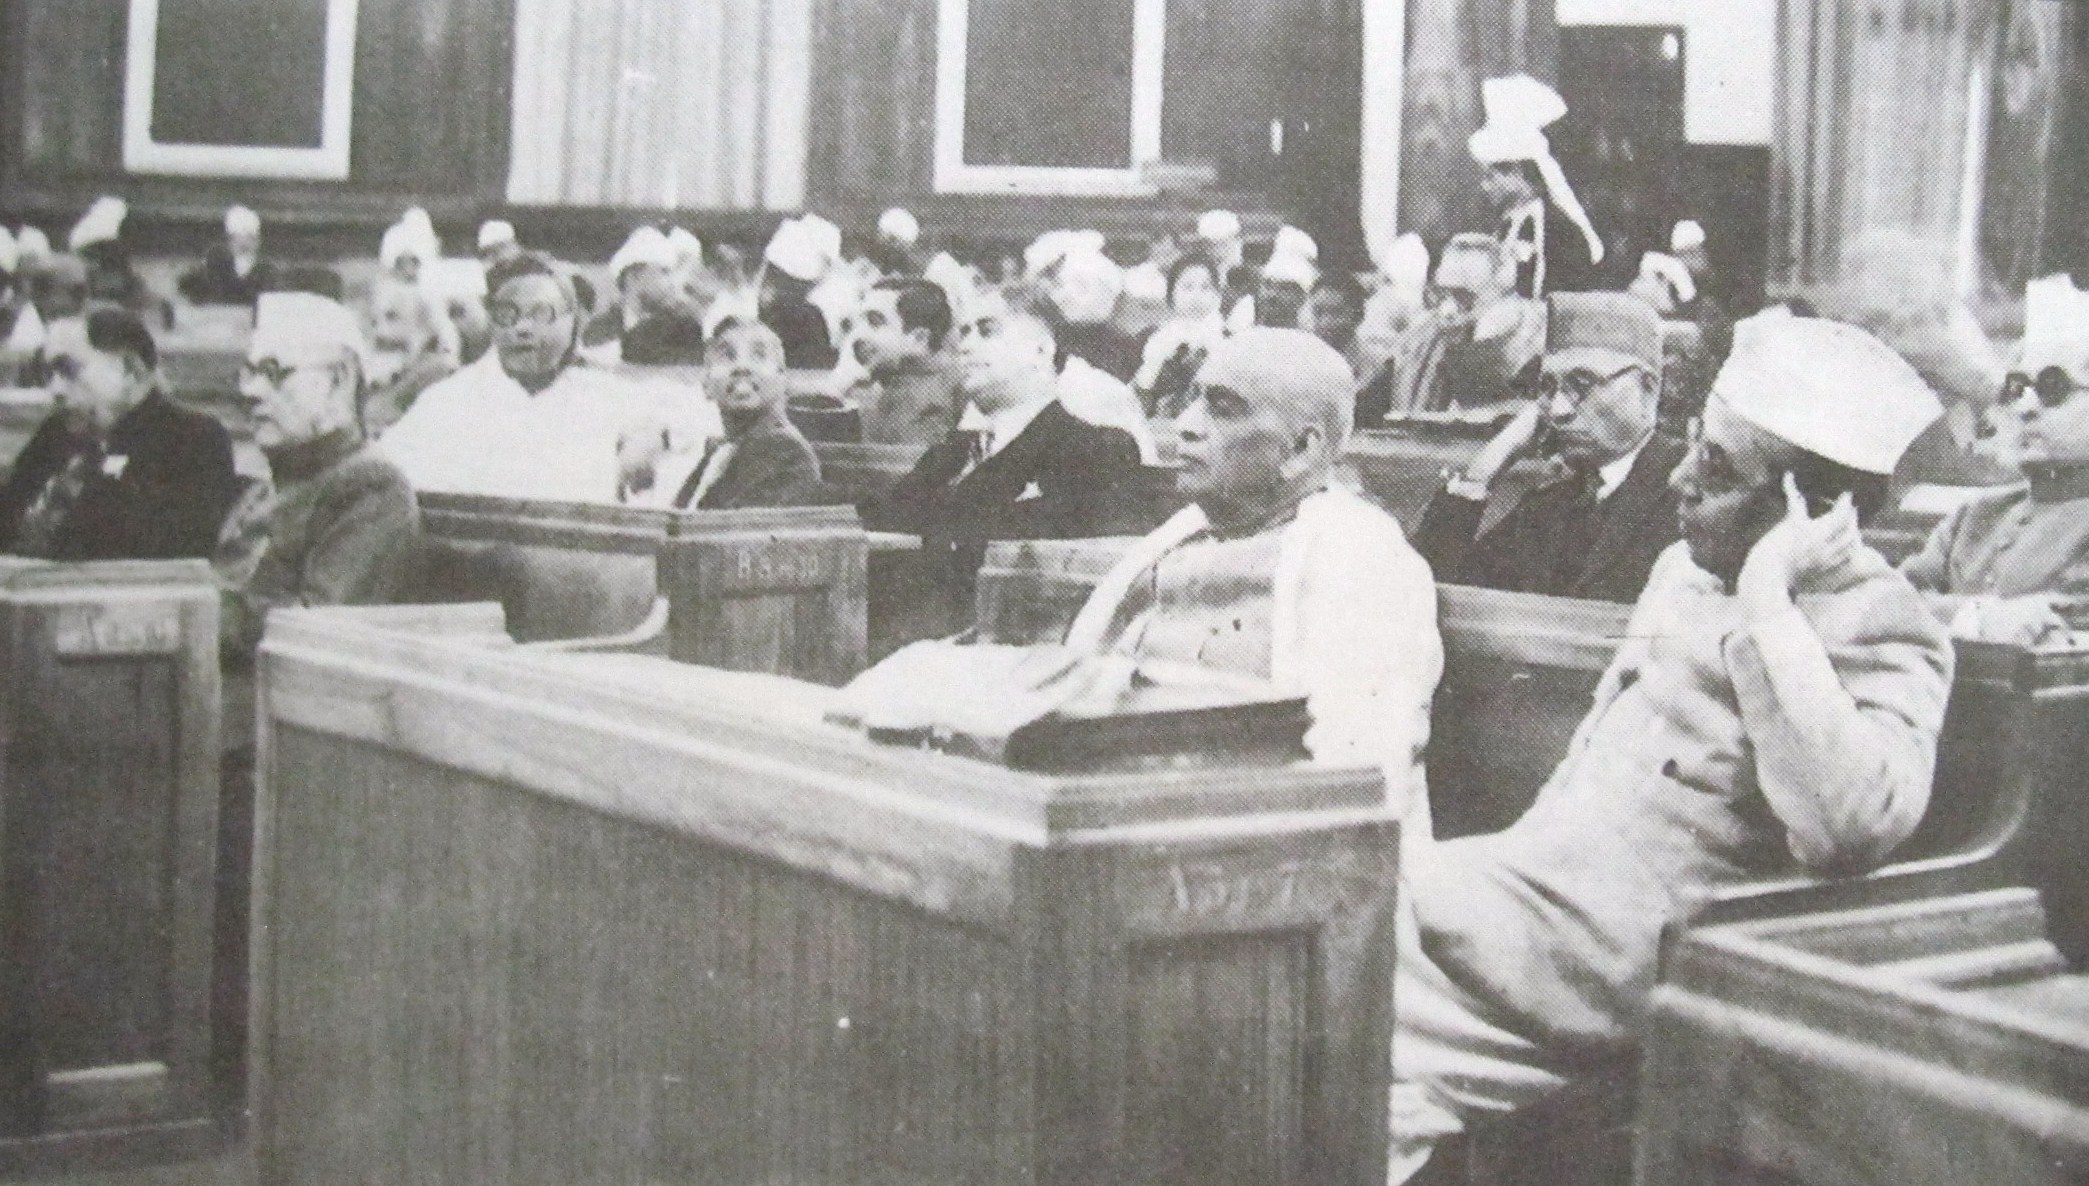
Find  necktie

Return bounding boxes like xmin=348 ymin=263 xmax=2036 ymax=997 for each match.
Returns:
xmin=1550 ymin=467 xmax=1606 ymax=591
xmin=957 ymin=429 xmax=991 ymax=480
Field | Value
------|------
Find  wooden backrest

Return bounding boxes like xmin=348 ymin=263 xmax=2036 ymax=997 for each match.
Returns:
xmin=813 ymin=441 xmax=926 ymax=505
xmin=412 ymin=494 xmax=670 ymax=643
xmin=0 ymin=560 xmax=222 ymax=1160
xmin=1429 ymin=585 xmax=1630 ymax=837
xmin=660 ymin=505 xmax=868 ymax=685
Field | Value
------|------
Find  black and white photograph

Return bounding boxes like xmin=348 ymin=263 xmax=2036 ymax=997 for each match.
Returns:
xmin=0 ymin=0 xmax=2084 ymax=1183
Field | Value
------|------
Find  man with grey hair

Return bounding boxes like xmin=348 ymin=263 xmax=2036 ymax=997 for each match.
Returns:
xmin=216 ymin=291 xmax=418 ymax=657
xmin=1065 ymin=327 xmax=1444 ymax=864
xmin=1356 ymin=232 xmax=1545 ymax=422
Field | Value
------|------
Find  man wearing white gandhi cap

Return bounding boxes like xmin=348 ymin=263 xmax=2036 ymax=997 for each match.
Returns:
xmin=1469 ymin=74 xmax=1604 ymax=298
xmin=217 ymin=291 xmax=418 ymax=657
xmin=1388 ymin=313 xmax=1953 ymax=1184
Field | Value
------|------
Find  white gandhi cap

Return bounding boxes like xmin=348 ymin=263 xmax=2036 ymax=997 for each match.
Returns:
xmin=252 ymin=291 xmax=369 ymax=371
xmin=1711 ymin=313 xmax=1942 ymax=475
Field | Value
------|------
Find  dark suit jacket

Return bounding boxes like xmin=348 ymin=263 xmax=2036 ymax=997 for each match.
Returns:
xmin=674 ymin=420 xmax=826 ymax=510
xmin=176 ymin=244 xmax=279 ymax=306
xmin=0 ymin=393 xmax=241 ymax=561
xmin=1413 ymin=432 xmax=1686 ymax=603
xmin=871 ymin=399 xmax=1143 ymax=543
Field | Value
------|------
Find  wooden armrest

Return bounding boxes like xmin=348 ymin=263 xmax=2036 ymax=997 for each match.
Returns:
xmin=866 ymin=531 xmax=923 ymax=553
xmin=522 ymin=597 xmax=670 ymax=656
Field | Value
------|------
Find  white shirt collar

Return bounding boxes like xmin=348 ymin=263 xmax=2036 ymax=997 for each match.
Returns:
xmin=959 ymin=388 xmax=1058 ymax=458
xmin=1595 ymin=438 xmax=1647 ymax=501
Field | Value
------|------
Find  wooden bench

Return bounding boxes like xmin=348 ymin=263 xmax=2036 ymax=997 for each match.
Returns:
xmin=409 ymin=496 xmax=869 ymax=683
xmin=0 ymin=560 xmax=227 ymax=1174
xmin=250 ymin=604 xmax=1399 ymax=1186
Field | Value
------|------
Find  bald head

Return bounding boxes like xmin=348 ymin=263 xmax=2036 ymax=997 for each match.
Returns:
xmin=1196 ymin=327 xmax=1354 ymax=452
xmin=1176 ymin=328 xmax=1354 ymax=529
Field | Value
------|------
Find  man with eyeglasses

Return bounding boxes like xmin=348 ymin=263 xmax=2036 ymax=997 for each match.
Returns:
xmin=1411 ymin=292 xmax=1683 ymax=602
xmin=1902 ymin=279 xmax=2089 ymax=643
xmin=1354 ymin=233 xmax=1544 ymax=424
xmin=0 ymin=308 xmax=238 ymax=559
xmin=382 ymin=252 xmax=673 ymax=503
xmin=214 ymin=292 xmax=418 ymax=657
xmin=1391 ymin=313 xmax=1952 ymax=1184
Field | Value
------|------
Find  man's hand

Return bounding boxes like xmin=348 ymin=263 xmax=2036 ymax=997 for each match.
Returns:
xmin=617 ymin=425 xmax=671 ymax=499
xmin=1461 ymin=399 xmax=1548 ymax=488
xmin=1949 ymin=594 xmax=2070 ymax=646
xmin=1738 ymin=474 xmax=1861 ymax=620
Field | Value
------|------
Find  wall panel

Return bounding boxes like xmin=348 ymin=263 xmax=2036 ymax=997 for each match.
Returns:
xmin=0 ymin=0 xmax=513 ymax=224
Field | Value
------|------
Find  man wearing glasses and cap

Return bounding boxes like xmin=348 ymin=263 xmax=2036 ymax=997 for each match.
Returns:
xmin=1902 ymin=275 xmax=2089 ymax=644
xmin=1391 ymin=313 xmax=1953 ymax=1183
xmin=1412 ymin=292 xmax=1685 ymax=602
xmin=215 ymin=292 xmax=418 ymax=657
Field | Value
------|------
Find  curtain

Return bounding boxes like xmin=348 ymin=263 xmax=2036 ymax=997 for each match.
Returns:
xmin=1772 ymin=0 xmax=2003 ymax=291
xmin=507 ymin=0 xmax=812 ymax=210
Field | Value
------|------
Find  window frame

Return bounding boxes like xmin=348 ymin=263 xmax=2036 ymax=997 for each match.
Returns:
xmin=931 ymin=0 xmax=1167 ymax=195
xmin=121 ymin=0 xmax=360 ymax=179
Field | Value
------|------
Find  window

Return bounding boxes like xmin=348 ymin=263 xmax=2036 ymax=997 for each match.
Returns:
xmin=122 ymin=0 xmax=359 ymax=179
xmin=933 ymin=0 xmax=1167 ymax=195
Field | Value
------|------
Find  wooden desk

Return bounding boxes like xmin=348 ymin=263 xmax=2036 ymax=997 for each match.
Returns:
xmin=414 ymin=496 xmax=873 ymax=683
xmin=0 ymin=561 xmax=225 ymax=1174
xmin=413 ymin=493 xmax=670 ymax=644
xmin=251 ymin=607 xmax=1399 ymax=1186
xmin=1641 ymin=888 xmax=2089 ymax=1186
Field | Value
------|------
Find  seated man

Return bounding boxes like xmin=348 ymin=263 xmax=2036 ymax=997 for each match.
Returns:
xmin=381 ymin=252 xmax=666 ymax=503
xmin=1902 ymin=291 xmax=2089 ymax=645
xmin=1413 ymin=292 xmax=1684 ymax=602
xmin=871 ymin=284 xmax=1146 ymax=610
xmin=215 ymin=293 xmax=419 ymax=656
xmin=177 ymin=204 xmax=279 ymax=307
xmin=1389 ymin=315 xmax=1955 ymax=1183
xmin=1354 ymin=233 xmax=1546 ymax=423
xmin=582 ymin=225 xmax=690 ymax=363
xmin=0 ymin=308 xmax=239 ymax=559
xmin=666 ymin=318 xmax=822 ymax=510
xmin=1064 ymin=328 xmax=1443 ymax=861
xmin=845 ymin=276 xmax=965 ymax=448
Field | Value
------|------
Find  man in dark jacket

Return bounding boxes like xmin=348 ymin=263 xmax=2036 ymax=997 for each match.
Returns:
xmin=0 ymin=308 xmax=239 ymax=560
xmin=871 ymin=285 xmax=1145 ymax=615
xmin=874 ymin=285 xmax=1143 ymax=541
xmin=673 ymin=318 xmax=824 ymax=510
xmin=177 ymin=205 xmax=279 ymax=306
xmin=1412 ymin=292 xmax=1682 ymax=603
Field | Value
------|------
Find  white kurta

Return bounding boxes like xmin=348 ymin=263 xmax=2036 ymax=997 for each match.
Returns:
xmin=378 ymin=353 xmax=678 ymax=504
xmin=1067 ymin=485 xmax=1445 ymax=865
xmin=1388 ymin=541 xmax=1954 ymax=1182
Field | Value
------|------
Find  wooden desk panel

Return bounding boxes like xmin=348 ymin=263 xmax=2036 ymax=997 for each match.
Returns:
xmin=0 ymin=561 xmax=225 ymax=1173
xmin=251 ymin=608 xmax=1398 ymax=1186
xmin=1642 ymin=889 xmax=2089 ymax=1186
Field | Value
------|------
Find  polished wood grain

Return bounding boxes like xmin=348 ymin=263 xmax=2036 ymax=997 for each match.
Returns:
xmin=0 ymin=562 xmax=225 ymax=1175
xmin=1642 ymin=888 xmax=2089 ymax=1186
xmin=662 ymin=505 xmax=869 ymax=684
xmin=251 ymin=606 xmax=1398 ymax=1186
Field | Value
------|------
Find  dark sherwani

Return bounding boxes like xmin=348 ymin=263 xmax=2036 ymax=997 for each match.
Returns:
xmin=1412 ymin=433 xmax=1686 ymax=603
xmin=0 ymin=393 xmax=240 ymax=560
